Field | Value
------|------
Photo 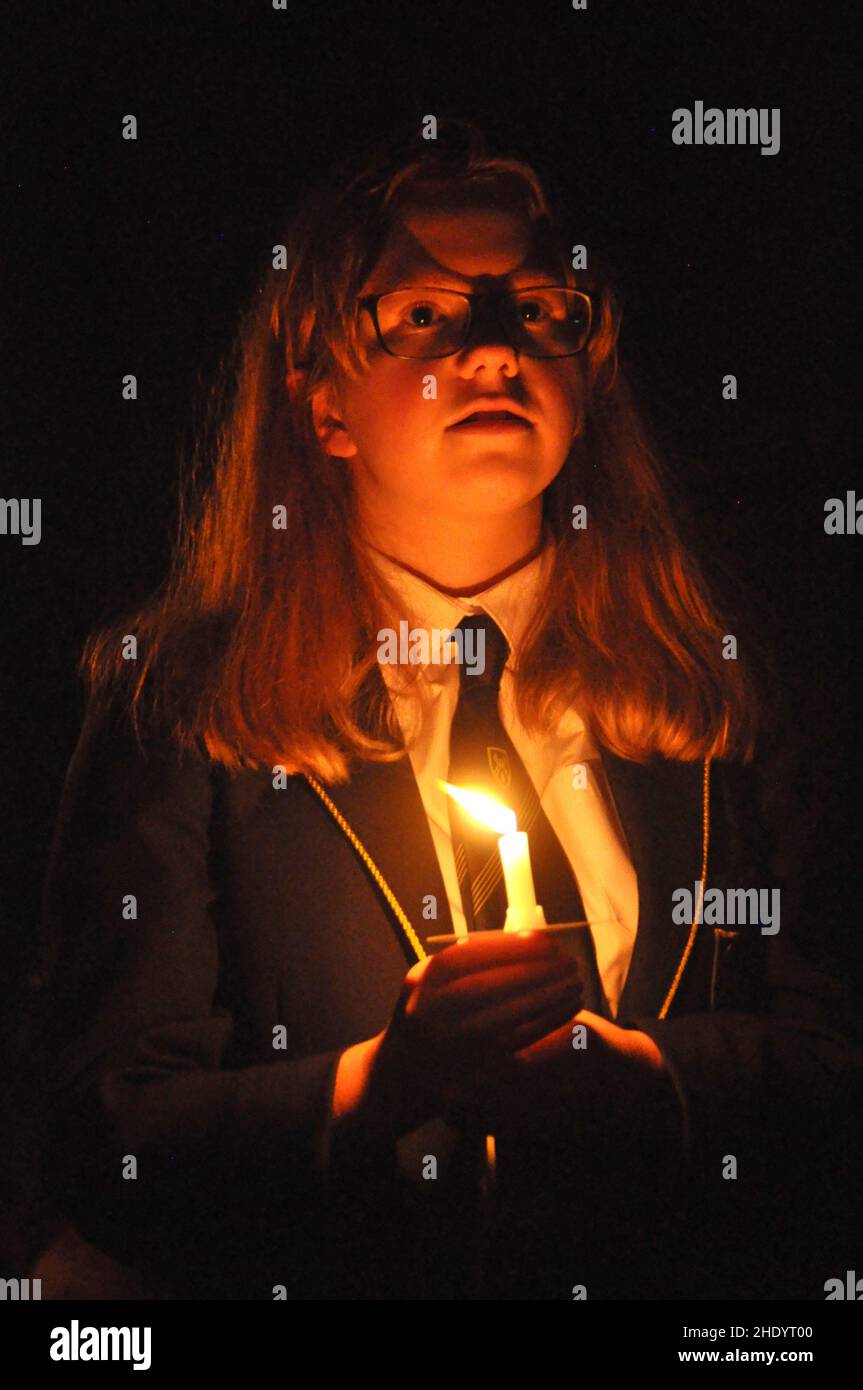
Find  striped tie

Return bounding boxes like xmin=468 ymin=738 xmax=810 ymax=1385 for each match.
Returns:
xmin=445 ymin=612 xmax=607 ymax=1016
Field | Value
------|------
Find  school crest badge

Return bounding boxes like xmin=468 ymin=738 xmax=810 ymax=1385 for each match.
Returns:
xmin=487 ymin=746 xmax=512 ymax=788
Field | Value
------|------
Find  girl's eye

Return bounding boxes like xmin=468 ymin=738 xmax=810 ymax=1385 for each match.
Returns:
xmin=516 ymin=298 xmax=548 ymax=324
xmin=401 ymin=301 xmax=445 ymax=330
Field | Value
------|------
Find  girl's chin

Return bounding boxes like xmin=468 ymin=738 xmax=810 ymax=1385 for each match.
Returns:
xmin=448 ymin=461 xmax=558 ymax=508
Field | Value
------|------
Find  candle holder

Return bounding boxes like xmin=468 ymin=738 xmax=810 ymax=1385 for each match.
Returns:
xmin=426 ymin=916 xmax=614 ymax=953
xmin=503 ymin=903 xmax=547 ymax=932
xmin=532 ymin=918 xmax=605 ymax=967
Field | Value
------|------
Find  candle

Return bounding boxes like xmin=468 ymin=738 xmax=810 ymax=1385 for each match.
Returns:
xmin=498 ymin=829 xmax=547 ymax=932
xmin=439 ymin=781 xmax=548 ymax=933
xmin=437 ymin=782 xmax=550 ymax=1237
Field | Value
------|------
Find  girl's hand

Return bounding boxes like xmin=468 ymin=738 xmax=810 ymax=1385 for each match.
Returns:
xmin=444 ymin=1011 xmax=674 ymax=1138
xmin=347 ymin=932 xmax=585 ymax=1139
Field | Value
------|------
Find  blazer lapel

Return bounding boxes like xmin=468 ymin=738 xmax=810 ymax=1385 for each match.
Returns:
xmin=599 ymin=747 xmax=706 ymax=1018
xmin=311 ymin=695 xmax=708 ymax=1008
xmin=315 ymin=748 xmax=455 ymax=959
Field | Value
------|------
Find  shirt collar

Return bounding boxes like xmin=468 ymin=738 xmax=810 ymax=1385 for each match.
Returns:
xmin=365 ymin=526 xmax=554 ymax=677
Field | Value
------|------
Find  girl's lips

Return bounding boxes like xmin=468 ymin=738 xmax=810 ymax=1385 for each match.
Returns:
xmin=449 ymin=412 xmax=533 ymax=430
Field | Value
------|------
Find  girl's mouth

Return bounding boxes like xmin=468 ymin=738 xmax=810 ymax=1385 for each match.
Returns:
xmin=450 ymin=411 xmax=533 ymax=430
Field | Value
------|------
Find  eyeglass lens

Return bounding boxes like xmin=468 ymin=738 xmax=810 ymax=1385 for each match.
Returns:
xmin=374 ymin=288 xmax=591 ymax=357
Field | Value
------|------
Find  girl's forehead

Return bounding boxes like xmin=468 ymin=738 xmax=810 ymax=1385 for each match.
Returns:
xmin=362 ymin=202 xmax=559 ymax=292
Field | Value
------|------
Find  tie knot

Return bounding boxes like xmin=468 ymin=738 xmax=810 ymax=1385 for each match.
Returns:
xmin=455 ymin=613 xmax=510 ymax=690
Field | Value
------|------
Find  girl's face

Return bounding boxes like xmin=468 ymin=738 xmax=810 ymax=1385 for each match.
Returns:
xmin=310 ymin=197 xmax=588 ymax=537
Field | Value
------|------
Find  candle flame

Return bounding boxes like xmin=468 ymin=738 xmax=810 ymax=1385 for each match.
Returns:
xmin=438 ymin=780 xmax=517 ymax=834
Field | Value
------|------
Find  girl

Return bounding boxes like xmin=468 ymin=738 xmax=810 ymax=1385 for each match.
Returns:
xmin=37 ymin=120 xmax=861 ymax=1301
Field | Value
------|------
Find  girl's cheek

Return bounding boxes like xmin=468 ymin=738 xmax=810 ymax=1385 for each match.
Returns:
xmin=562 ymin=382 xmax=588 ymax=433
xmin=359 ymin=367 xmax=416 ymax=415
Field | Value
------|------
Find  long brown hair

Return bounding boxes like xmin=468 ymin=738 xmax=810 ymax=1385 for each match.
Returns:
xmin=82 ymin=119 xmax=765 ymax=781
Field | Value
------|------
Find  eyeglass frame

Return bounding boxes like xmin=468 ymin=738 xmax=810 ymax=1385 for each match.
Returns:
xmin=356 ymin=284 xmax=594 ymax=360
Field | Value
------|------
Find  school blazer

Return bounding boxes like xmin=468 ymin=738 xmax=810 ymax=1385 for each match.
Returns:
xmin=37 ymin=687 xmax=863 ymax=1301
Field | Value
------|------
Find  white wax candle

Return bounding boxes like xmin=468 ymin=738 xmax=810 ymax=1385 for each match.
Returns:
xmin=436 ymin=781 xmax=548 ymax=933
xmin=499 ymin=830 xmax=547 ymax=932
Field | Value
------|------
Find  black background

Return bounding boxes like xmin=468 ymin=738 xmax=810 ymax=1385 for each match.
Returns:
xmin=3 ymin=0 xmax=860 ymax=1288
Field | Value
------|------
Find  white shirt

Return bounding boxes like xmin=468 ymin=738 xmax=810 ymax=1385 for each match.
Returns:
xmin=367 ymin=537 xmax=640 ymax=1019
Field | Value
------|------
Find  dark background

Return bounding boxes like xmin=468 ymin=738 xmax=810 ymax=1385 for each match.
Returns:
xmin=3 ymin=0 xmax=860 ymax=1284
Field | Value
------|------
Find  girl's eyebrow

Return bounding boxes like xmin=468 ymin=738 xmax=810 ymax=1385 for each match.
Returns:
xmin=380 ymin=265 xmax=563 ymax=292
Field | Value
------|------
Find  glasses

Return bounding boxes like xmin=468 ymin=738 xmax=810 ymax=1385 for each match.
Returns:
xmin=357 ymin=285 xmax=593 ymax=359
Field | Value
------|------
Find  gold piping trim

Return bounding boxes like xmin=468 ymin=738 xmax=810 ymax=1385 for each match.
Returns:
xmin=657 ymin=755 xmax=711 ymax=1019
xmin=306 ymin=756 xmax=711 ymax=1017
xmin=303 ymin=772 xmax=428 ymax=965
xmin=304 ymin=753 xmax=712 ymax=1259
